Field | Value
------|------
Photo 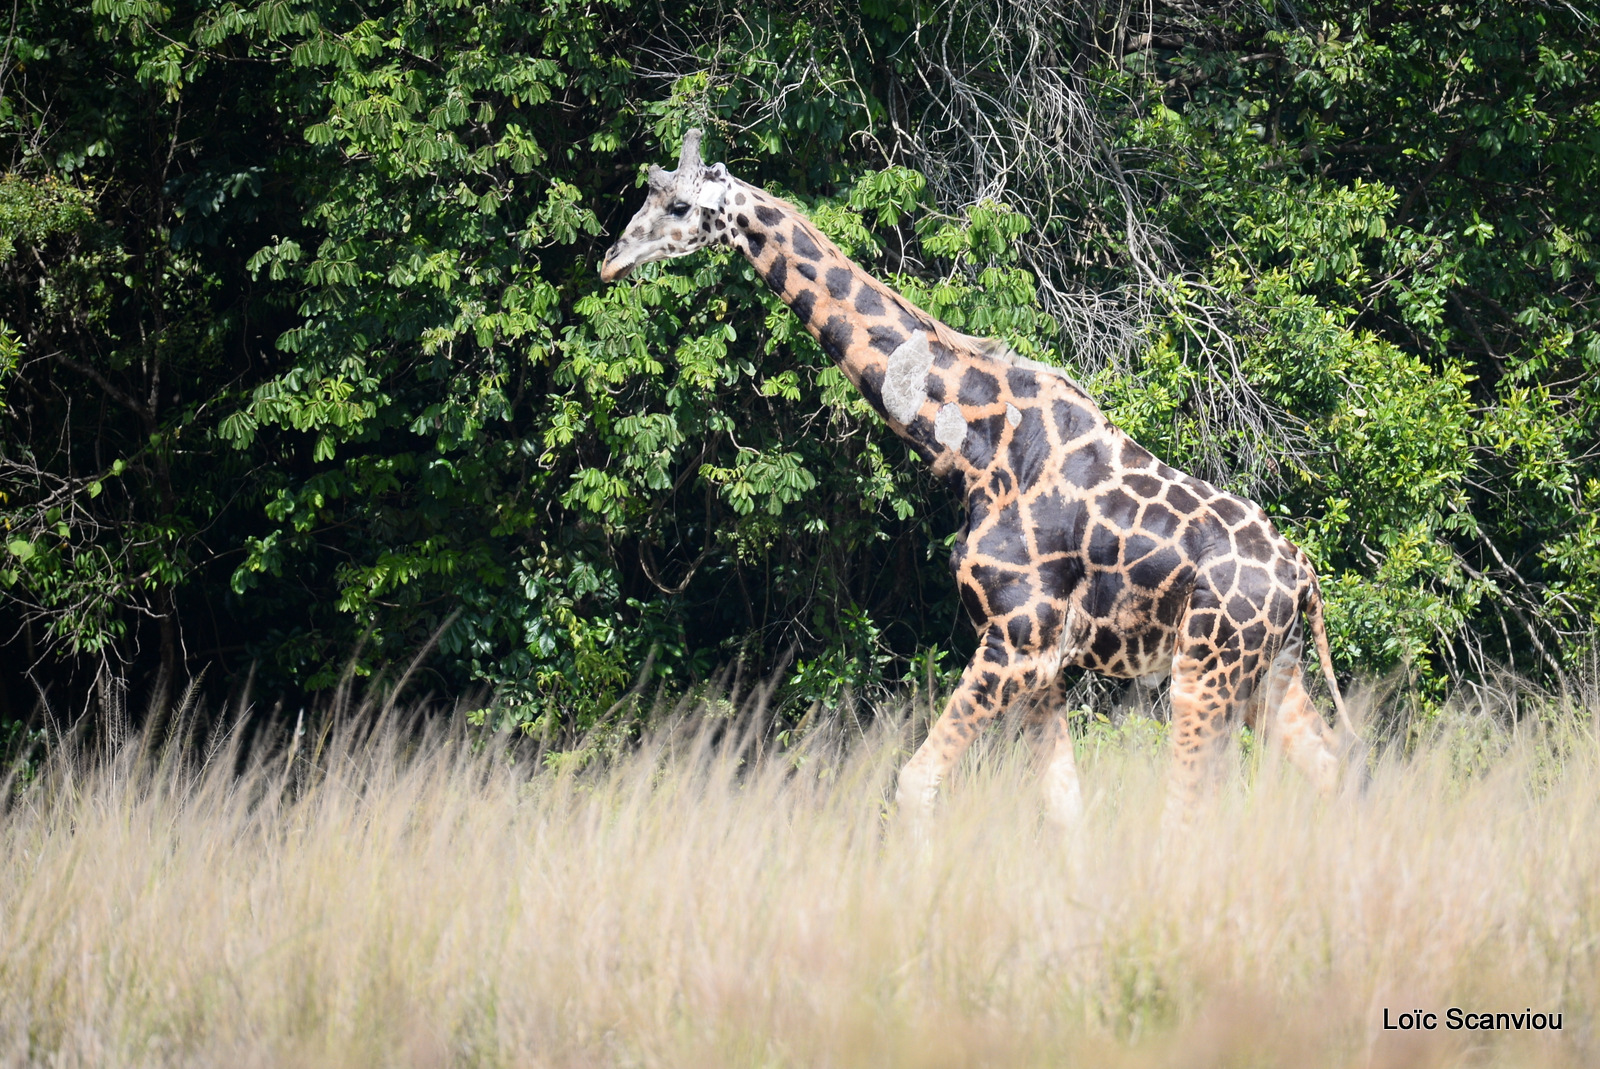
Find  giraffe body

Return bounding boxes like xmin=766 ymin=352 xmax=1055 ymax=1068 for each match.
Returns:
xmin=601 ymin=132 xmax=1361 ymax=826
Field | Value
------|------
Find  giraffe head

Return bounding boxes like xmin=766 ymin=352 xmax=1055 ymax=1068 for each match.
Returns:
xmin=599 ymin=128 xmax=731 ymax=282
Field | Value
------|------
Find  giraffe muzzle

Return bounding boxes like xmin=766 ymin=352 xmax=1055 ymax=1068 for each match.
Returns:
xmin=598 ymin=247 xmax=630 ymax=282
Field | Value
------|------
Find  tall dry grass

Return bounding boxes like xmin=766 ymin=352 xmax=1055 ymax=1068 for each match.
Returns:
xmin=2 ymin=685 xmax=1598 ymax=1068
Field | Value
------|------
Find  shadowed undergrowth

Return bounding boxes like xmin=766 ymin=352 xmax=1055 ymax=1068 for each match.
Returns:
xmin=2 ymin=682 xmax=1598 ymax=1068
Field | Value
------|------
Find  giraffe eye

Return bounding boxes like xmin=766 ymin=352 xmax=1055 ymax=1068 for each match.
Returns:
xmin=669 ymin=201 xmax=691 ymax=217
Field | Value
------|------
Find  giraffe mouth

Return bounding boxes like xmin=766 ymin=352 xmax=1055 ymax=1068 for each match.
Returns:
xmin=599 ymin=249 xmax=633 ymax=282
xmin=601 ymin=244 xmax=649 ymax=281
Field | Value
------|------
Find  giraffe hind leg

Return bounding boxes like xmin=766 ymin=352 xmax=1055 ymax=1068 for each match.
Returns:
xmin=1161 ymin=645 xmax=1236 ymax=833
xmin=1261 ymin=648 xmax=1344 ymax=795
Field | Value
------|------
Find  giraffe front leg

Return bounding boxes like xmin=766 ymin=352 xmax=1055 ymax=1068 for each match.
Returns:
xmin=1022 ymin=676 xmax=1083 ymax=829
xmin=895 ymin=626 xmax=1019 ymax=819
xmin=1039 ymin=710 xmax=1084 ymax=829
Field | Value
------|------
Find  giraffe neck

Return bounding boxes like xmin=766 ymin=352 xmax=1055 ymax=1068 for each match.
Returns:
xmin=718 ymin=180 xmax=960 ymax=467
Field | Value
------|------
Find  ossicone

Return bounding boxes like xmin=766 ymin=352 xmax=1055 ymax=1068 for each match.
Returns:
xmin=677 ymin=128 xmax=703 ymax=172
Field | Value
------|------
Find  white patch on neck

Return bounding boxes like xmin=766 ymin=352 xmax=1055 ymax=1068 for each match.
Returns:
xmin=1005 ymin=403 xmax=1021 ymax=427
xmin=934 ymin=403 xmax=968 ymax=453
xmin=882 ymin=331 xmax=933 ymax=425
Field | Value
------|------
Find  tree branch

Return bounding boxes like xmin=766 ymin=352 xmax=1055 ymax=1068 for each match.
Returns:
xmin=49 ymin=352 xmax=152 ymax=425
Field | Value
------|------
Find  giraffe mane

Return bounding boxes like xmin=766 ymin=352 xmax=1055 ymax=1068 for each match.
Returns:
xmin=936 ymin=326 xmax=1091 ymax=397
xmin=766 ymin=188 xmax=1092 ymax=399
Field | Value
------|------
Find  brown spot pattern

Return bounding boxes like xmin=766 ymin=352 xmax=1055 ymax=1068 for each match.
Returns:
xmin=602 ymin=162 xmax=1359 ymax=825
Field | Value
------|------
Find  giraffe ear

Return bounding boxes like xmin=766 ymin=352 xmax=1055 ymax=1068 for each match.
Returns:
xmin=694 ymin=179 xmax=726 ymax=210
xmin=647 ymin=165 xmax=669 ymax=190
xmin=693 ymin=162 xmax=729 ymax=207
xmin=677 ymin=128 xmax=703 ymax=172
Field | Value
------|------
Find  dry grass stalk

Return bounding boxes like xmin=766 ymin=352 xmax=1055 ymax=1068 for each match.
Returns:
xmin=1 ymin=689 xmax=1597 ymax=1067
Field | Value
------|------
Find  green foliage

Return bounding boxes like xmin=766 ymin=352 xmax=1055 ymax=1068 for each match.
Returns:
xmin=2 ymin=0 xmax=1596 ymax=727
xmin=0 ymin=175 xmax=94 ymax=263
xmin=1101 ymin=0 xmax=1599 ymax=690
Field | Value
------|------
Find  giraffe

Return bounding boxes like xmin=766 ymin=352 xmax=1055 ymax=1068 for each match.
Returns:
xmin=599 ymin=130 xmax=1362 ymax=827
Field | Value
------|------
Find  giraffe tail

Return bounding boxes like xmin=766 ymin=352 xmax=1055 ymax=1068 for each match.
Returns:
xmin=1302 ymin=566 xmax=1363 ymax=755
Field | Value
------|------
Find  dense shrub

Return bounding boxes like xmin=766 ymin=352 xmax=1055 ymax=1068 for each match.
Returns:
xmin=2 ymin=0 xmax=1596 ymax=728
